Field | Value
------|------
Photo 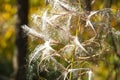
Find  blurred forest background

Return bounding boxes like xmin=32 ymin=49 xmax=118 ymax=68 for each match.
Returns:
xmin=0 ymin=0 xmax=120 ymax=80
xmin=0 ymin=0 xmax=45 ymax=79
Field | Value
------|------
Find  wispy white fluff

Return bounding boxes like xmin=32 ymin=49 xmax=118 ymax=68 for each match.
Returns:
xmin=87 ymin=70 xmax=93 ymax=80
xmin=50 ymin=57 xmax=66 ymax=71
xmin=67 ymin=15 xmax=72 ymax=31
xmin=29 ymin=44 xmax=45 ymax=64
xmin=59 ymin=0 xmax=77 ymax=12
xmin=31 ymin=14 xmax=41 ymax=26
xmin=53 ymin=0 xmax=59 ymax=9
xmin=49 ymin=14 xmax=62 ymax=21
xmin=60 ymin=44 xmax=75 ymax=52
xmin=86 ymin=20 xmax=96 ymax=34
xmin=44 ymin=40 xmax=55 ymax=51
xmin=38 ymin=40 xmax=57 ymax=65
xmin=88 ymin=11 xmax=98 ymax=20
xmin=40 ymin=49 xmax=53 ymax=64
xmin=86 ymin=11 xmax=98 ymax=34
xmin=29 ymin=40 xmax=55 ymax=64
xmin=41 ymin=10 xmax=48 ymax=31
xmin=74 ymin=36 xmax=88 ymax=53
xmin=49 ymin=0 xmax=77 ymax=12
xmin=114 ymin=29 xmax=120 ymax=35
xmin=42 ymin=13 xmax=63 ymax=29
xmin=59 ymin=44 xmax=75 ymax=61
xmin=91 ymin=0 xmax=95 ymax=5
xmin=68 ymin=68 xmax=89 ymax=73
xmin=47 ymin=14 xmax=62 ymax=26
xmin=63 ymin=71 xmax=68 ymax=80
xmin=22 ymin=25 xmax=45 ymax=40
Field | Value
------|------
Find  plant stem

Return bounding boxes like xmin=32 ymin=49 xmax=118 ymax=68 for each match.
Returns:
xmin=69 ymin=56 xmax=74 ymax=80
xmin=69 ymin=27 xmax=78 ymax=80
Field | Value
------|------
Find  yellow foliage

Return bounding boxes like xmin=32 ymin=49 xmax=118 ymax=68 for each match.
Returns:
xmin=5 ymin=26 xmax=14 ymax=40
xmin=112 ymin=5 xmax=117 ymax=10
xmin=40 ymin=0 xmax=45 ymax=8
xmin=94 ymin=62 xmax=108 ymax=80
xmin=4 ymin=3 xmax=12 ymax=12
xmin=2 ymin=12 xmax=10 ymax=20
xmin=0 ymin=39 xmax=7 ymax=48
xmin=0 ymin=16 xmax=4 ymax=23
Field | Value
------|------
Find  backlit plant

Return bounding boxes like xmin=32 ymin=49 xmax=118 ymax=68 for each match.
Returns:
xmin=23 ymin=0 xmax=120 ymax=80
